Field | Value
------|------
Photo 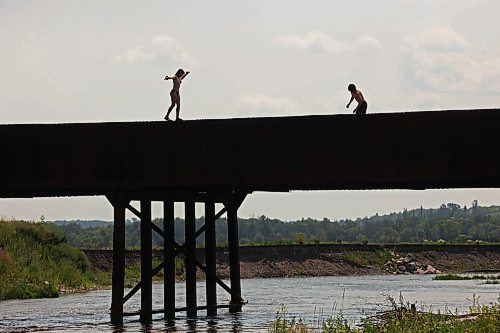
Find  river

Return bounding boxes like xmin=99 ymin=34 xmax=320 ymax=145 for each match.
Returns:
xmin=0 ymin=275 xmax=498 ymax=332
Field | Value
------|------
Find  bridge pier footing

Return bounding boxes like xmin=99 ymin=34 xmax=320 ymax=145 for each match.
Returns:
xmin=108 ymin=191 xmax=248 ymax=325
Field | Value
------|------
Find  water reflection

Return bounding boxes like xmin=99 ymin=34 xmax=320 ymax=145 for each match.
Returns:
xmin=111 ymin=324 xmax=125 ymax=333
xmin=229 ymin=313 xmax=243 ymax=333
xmin=207 ymin=319 xmax=218 ymax=333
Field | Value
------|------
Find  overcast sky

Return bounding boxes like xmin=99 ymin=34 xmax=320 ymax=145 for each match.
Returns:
xmin=1 ymin=1 xmax=500 ymax=222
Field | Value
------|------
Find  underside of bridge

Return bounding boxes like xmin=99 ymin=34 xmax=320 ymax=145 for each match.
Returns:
xmin=1 ymin=108 xmax=500 ymax=324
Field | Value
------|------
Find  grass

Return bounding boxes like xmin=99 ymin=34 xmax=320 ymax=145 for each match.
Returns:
xmin=484 ymin=280 xmax=499 ymax=284
xmin=121 ymin=257 xmax=185 ymax=288
xmin=0 ymin=219 xmax=191 ymax=300
xmin=341 ymin=250 xmax=395 ymax=268
xmin=433 ymin=273 xmax=500 ymax=281
xmin=0 ymin=219 xmax=102 ymax=300
xmin=269 ymin=295 xmax=500 ymax=332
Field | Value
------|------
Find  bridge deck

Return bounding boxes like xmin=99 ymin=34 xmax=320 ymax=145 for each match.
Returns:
xmin=1 ymin=108 xmax=499 ymax=198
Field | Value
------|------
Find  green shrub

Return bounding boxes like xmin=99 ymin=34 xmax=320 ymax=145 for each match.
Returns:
xmin=49 ymin=243 xmax=90 ymax=273
xmin=0 ymin=220 xmax=102 ymax=301
xmin=270 ymin=296 xmax=500 ymax=332
xmin=15 ymin=222 xmax=66 ymax=245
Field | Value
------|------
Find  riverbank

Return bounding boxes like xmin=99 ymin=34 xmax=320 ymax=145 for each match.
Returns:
xmin=0 ymin=220 xmax=100 ymax=300
xmin=84 ymin=244 xmax=500 ymax=280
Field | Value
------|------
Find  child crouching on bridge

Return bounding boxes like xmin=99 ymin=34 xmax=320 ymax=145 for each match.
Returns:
xmin=346 ymin=83 xmax=367 ymax=114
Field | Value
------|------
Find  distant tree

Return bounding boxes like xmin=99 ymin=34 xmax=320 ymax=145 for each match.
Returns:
xmin=53 ymin=202 xmax=500 ymax=248
xmin=293 ymin=232 xmax=307 ymax=245
xmin=400 ymin=227 xmax=414 ymax=242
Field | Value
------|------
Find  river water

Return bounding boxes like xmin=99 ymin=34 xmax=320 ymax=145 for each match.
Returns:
xmin=0 ymin=275 xmax=498 ymax=332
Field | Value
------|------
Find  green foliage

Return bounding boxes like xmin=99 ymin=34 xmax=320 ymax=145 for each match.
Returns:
xmin=342 ymin=250 xmax=395 ymax=267
xmin=54 ymin=202 xmax=500 ymax=249
xmin=433 ymin=273 xmax=468 ymax=280
xmin=16 ymin=222 xmax=66 ymax=245
xmin=49 ymin=243 xmax=90 ymax=272
xmin=361 ymin=300 xmax=500 ymax=333
xmin=322 ymin=312 xmax=352 ymax=333
xmin=270 ymin=296 xmax=500 ymax=333
xmin=268 ymin=305 xmax=308 ymax=333
xmin=484 ymin=280 xmax=499 ymax=284
xmin=433 ymin=274 xmax=500 ymax=281
xmin=0 ymin=220 xmax=102 ymax=301
xmin=269 ymin=305 xmax=359 ymax=333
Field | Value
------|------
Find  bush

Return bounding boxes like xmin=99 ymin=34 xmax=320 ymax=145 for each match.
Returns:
xmin=16 ymin=222 xmax=66 ymax=245
xmin=0 ymin=220 xmax=100 ymax=301
xmin=49 ymin=243 xmax=90 ymax=273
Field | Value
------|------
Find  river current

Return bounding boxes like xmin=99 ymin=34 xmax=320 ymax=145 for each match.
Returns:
xmin=0 ymin=275 xmax=498 ymax=332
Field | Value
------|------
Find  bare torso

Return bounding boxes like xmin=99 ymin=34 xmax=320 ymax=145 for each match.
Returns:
xmin=171 ymin=77 xmax=182 ymax=93
xmin=352 ymin=90 xmax=365 ymax=103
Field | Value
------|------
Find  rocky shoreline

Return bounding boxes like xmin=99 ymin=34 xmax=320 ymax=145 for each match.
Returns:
xmin=386 ymin=253 xmax=441 ymax=275
xmin=84 ymin=244 xmax=500 ymax=280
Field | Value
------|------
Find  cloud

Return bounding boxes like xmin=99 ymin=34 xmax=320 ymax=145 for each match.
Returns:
xmin=236 ymin=94 xmax=298 ymax=116
xmin=403 ymin=27 xmax=500 ymax=94
xmin=274 ymin=30 xmax=381 ymax=53
xmin=404 ymin=27 xmax=467 ymax=51
xmin=112 ymin=35 xmax=196 ymax=66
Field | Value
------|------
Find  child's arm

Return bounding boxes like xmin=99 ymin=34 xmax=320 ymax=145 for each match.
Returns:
xmin=164 ymin=75 xmax=171 ymax=80
xmin=181 ymin=71 xmax=190 ymax=80
xmin=346 ymin=96 xmax=354 ymax=108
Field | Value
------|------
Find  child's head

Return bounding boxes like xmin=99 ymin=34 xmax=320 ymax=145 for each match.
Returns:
xmin=348 ymin=84 xmax=356 ymax=93
xmin=175 ymin=69 xmax=185 ymax=77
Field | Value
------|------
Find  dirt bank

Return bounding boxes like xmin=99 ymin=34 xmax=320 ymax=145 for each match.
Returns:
xmin=84 ymin=244 xmax=500 ymax=279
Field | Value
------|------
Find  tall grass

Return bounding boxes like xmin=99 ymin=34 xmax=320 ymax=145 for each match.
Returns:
xmin=0 ymin=220 xmax=96 ymax=300
xmin=269 ymin=295 xmax=500 ymax=333
xmin=433 ymin=273 xmax=500 ymax=281
xmin=341 ymin=250 xmax=395 ymax=267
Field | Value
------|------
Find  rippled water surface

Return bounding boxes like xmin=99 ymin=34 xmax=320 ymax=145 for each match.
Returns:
xmin=0 ymin=275 xmax=498 ymax=332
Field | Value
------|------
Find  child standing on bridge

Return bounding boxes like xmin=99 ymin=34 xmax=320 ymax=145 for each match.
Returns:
xmin=346 ymin=83 xmax=367 ymax=114
xmin=164 ymin=69 xmax=190 ymax=121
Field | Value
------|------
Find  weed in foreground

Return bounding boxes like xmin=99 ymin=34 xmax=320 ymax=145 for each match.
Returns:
xmin=269 ymin=294 xmax=500 ymax=333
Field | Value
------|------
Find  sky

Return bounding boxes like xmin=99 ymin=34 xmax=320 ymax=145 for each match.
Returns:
xmin=1 ymin=1 xmax=500 ymax=222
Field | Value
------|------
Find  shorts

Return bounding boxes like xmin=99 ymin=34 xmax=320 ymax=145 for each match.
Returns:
xmin=356 ymin=101 xmax=367 ymax=114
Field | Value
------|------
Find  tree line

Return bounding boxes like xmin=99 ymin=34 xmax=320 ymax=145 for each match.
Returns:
xmin=52 ymin=201 xmax=500 ymax=249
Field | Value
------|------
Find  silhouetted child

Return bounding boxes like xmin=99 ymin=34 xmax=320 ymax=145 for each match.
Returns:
xmin=164 ymin=69 xmax=190 ymax=121
xmin=346 ymin=83 xmax=367 ymax=114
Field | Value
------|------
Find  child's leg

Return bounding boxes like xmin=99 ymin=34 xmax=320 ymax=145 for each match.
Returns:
xmin=165 ymin=103 xmax=174 ymax=119
xmin=175 ymin=99 xmax=181 ymax=120
xmin=165 ymin=94 xmax=176 ymax=119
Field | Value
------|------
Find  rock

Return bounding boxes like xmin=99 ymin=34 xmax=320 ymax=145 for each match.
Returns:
xmin=416 ymin=268 xmax=425 ymax=274
xmin=404 ymin=254 xmax=414 ymax=263
xmin=405 ymin=262 xmax=416 ymax=272
xmin=423 ymin=264 xmax=441 ymax=274
xmin=398 ymin=265 xmax=406 ymax=272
